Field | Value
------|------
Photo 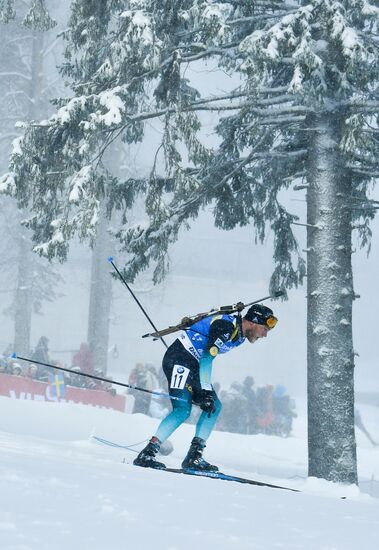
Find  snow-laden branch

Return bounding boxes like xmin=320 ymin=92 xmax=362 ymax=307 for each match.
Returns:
xmin=349 ymin=150 xmax=378 ymax=167
xmin=228 ymin=9 xmax=299 ymax=26
xmin=347 ymin=165 xmax=379 ymax=177
xmin=174 ymin=8 xmax=295 ymax=41
xmin=348 ymin=100 xmax=379 ymax=112
xmin=177 ymin=43 xmax=239 ymax=63
xmin=259 ymin=115 xmax=306 ymax=126
xmin=189 ymin=90 xmax=248 ymax=106
xmin=254 ymin=104 xmax=312 ymax=117
xmin=249 ymin=149 xmax=308 ymax=160
xmin=4 ymin=90 xmax=33 ymax=103
xmin=191 ymin=103 xmax=246 ymax=112
xmin=0 ymin=72 xmax=31 ymax=82
xmin=255 ymin=94 xmax=296 ymax=107
xmin=30 ymin=91 xmax=312 ymax=134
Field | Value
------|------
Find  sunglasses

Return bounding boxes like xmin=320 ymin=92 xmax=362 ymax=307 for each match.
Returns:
xmin=265 ymin=316 xmax=278 ymax=329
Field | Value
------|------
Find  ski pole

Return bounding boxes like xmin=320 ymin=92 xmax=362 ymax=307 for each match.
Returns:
xmin=12 ymin=353 xmax=186 ymax=402
xmin=108 ymin=257 xmax=168 ymax=349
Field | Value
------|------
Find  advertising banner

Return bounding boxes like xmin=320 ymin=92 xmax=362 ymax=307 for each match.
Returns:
xmin=0 ymin=373 xmax=127 ymax=412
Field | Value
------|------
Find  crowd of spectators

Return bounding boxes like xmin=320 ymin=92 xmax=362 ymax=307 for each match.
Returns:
xmin=128 ymin=362 xmax=297 ymax=438
xmin=0 ymin=338 xmax=115 ymax=395
xmin=216 ymin=377 xmax=297 ymax=437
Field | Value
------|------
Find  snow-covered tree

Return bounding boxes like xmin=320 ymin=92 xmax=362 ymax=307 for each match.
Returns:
xmin=1 ymin=0 xmax=148 ymax=264
xmin=2 ymin=1 xmax=379 ymax=483
xmin=0 ymin=0 xmax=63 ymax=355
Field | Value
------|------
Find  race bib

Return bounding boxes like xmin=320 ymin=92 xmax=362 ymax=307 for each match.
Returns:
xmin=170 ymin=365 xmax=190 ymax=390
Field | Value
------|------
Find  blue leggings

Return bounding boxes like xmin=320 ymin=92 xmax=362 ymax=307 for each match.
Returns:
xmin=154 ymin=394 xmax=222 ymax=443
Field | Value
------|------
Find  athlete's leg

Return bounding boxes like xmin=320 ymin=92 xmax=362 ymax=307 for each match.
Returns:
xmin=181 ymin=391 xmax=222 ymax=471
xmin=134 ymin=344 xmax=196 ymax=469
xmin=154 ymin=396 xmax=192 ymax=442
xmin=194 ymin=393 xmax=222 ymax=441
xmin=133 ymin=380 xmax=192 ymax=469
xmin=154 ymin=352 xmax=195 ymax=442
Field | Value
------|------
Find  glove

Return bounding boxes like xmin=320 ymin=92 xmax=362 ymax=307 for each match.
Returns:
xmin=199 ymin=390 xmax=216 ymax=417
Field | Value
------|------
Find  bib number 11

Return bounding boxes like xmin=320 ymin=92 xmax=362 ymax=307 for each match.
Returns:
xmin=170 ymin=365 xmax=190 ymax=390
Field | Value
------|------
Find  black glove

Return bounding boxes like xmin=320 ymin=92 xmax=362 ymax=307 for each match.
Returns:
xmin=199 ymin=390 xmax=216 ymax=417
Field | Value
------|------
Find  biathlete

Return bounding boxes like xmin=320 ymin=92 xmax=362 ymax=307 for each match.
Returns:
xmin=134 ymin=303 xmax=278 ymax=471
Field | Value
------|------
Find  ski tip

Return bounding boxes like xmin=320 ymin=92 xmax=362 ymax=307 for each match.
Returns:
xmin=11 ymin=352 xmax=17 ymax=359
xmin=274 ymin=290 xmax=285 ymax=298
xmin=107 ymin=256 xmax=114 ymax=263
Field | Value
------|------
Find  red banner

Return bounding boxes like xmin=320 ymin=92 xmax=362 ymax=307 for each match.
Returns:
xmin=0 ymin=373 xmax=126 ymax=413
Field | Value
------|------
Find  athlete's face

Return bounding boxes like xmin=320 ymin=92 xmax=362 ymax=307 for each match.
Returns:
xmin=242 ymin=320 xmax=269 ymax=343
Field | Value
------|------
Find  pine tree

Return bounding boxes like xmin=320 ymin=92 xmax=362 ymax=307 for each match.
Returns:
xmin=0 ymin=1 xmax=63 ymax=355
xmin=219 ymin=0 xmax=378 ymax=485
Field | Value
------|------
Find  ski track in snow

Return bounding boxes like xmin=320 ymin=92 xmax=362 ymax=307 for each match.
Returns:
xmin=0 ymin=396 xmax=379 ymax=550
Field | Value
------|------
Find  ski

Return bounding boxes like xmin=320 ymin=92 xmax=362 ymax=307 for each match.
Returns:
xmin=93 ymin=436 xmax=298 ymax=492
xmin=161 ymin=467 xmax=300 ymax=492
xmin=158 ymin=469 xmax=347 ymax=498
xmin=95 ymin=436 xmax=348 ymax=498
xmin=129 ymin=462 xmax=299 ymax=492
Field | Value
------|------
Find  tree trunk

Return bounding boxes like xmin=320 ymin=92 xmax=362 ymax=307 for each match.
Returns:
xmin=307 ymin=112 xmax=357 ymax=484
xmin=13 ymin=229 xmax=33 ymax=356
xmin=87 ymin=204 xmax=113 ymax=374
xmin=13 ymin=30 xmax=44 ymax=355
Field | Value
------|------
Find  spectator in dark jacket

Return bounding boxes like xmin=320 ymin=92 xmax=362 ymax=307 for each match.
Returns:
xmin=31 ymin=336 xmax=50 ymax=381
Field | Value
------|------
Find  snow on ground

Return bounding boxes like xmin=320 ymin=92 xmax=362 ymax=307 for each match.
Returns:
xmin=0 ymin=396 xmax=379 ymax=550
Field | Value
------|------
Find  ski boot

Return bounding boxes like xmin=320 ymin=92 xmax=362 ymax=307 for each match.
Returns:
xmin=133 ymin=437 xmax=166 ymax=469
xmin=181 ymin=437 xmax=218 ymax=472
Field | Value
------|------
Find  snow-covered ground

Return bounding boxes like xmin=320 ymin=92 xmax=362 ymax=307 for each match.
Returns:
xmin=0 ymin=395 xmax=378 ymax=550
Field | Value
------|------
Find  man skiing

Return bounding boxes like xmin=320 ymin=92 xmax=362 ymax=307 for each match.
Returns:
xmin=134 ymin=303 xmax=278 ymax=471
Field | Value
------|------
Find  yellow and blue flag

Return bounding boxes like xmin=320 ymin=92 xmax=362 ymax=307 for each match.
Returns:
xmin=49 ymin=372 xmax=66 ymax=399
